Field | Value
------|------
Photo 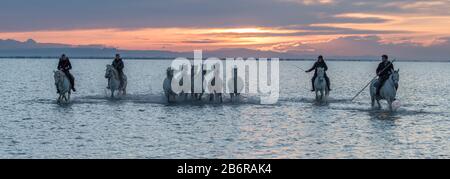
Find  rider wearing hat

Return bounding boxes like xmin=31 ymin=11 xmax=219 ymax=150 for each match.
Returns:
xmin=306 ymin=55 xmax=331 ymax=92
xmin=376 ymin=54 xmax=394 ymax=96
xmin=111 ymin=54 xmax=125 ymax=89
xmin=57 ymin=54 xmax=76 ymax=92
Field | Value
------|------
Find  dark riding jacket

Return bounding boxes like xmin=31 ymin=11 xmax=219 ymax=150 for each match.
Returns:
xmin=112 ymin=58 xmax=124 ymax=73
xmin=58 ymin=58 xmax=72 ymax=72
xmin=306 ymin=61 xmax=328 ymax=76
xmin=376 ymin=61 xmax=394 ymax=78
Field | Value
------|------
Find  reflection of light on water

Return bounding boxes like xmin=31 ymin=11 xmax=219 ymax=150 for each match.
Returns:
xmin=1 ymin=59 xmax=450 ymax=158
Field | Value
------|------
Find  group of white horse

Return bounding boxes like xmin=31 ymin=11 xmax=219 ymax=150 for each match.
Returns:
xmin=163 ymin=66 xmax=243 ymax=103
xmin=53 ymin=63 xmax=400 ymax=111
xmin=53 ymin=64 xmax=127 ymax=103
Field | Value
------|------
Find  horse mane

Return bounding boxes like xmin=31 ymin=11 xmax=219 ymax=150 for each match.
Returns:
xmin=55 ymin=70 xmax=66 ymax=79
xmin=107 ymin=65 xmax=119 ymax=80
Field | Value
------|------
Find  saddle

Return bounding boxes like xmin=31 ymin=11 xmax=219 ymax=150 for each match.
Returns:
xmin=373 ymin=80 xmax=381 ymax=88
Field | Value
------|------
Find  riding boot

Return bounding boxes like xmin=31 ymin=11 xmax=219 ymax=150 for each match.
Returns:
xmin=119 ymin=71 xmax=124 ymax=89
xmin=65 ymin=71 xmax=76 ymax=92
xmin=71 ymin=80 xmax=76 ymax=92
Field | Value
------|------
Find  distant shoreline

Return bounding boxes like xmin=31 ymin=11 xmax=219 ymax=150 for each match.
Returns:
xmin=0 ymin=56 xmax=449 ymax=62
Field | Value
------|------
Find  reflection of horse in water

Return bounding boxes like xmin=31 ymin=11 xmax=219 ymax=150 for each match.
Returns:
xmin=105 ymin=64 xmax=127 ymax=98
xmin=370 ymin=69 xmax=400 ymax=111
xmin=54 ymin=70 xmax=71 ymax=103
xmin=314 ymin=67 xmax=329 ymax=103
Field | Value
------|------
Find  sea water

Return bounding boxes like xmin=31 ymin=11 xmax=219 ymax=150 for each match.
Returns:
xmin=0 ymin=59 xmax=449 ymax=158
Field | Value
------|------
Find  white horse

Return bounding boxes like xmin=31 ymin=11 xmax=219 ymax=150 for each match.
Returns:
xmin=209 ymin=77 xmax=223 ymax=103
xmin=228 ymin=68 xmax=243 ymax=102
xmin=163 ymin=68 xmax=177 ymax=103
xmin=207 ymin=65 xmax=223 ymax=103
xmin=196 ymin=69 xmax=207 ymax=101
xmin=191 ymin=65 xmax=205 ymax=101
xmin=105 ymin=64 xmax=127 ymax=98
xmin=54 ymin=70 xmax=71 ymax=103
xmin=314 ymin=67 xmax=329 ymax=103
xmin=370 ymin=69 xmax=400 ymax=111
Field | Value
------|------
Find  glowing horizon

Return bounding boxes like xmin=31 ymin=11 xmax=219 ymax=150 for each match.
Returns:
xmin=1 ymin=0 xmax=450 ymax=57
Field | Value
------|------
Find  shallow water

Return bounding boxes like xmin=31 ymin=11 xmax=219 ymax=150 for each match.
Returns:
xmin=0 ymin=58 xmax=449 ymax=158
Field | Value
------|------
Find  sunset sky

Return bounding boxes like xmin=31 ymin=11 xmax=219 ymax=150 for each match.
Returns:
xmin=1 ymin=0 xmax=450 ymax=58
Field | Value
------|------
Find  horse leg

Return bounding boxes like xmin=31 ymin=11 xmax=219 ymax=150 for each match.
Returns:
xmin=320 ymin=90 xmax=324 ymax=102
xmin=62 ymin=93 xmax=66 ymax=102
xmin=322 ymin=90 xmax=325 ymax=103
xmin=377 ymin=100 xmax=382 ymax=109
xmin=387 ymin=99 xmax=393 ymax=111
xmin=371 ymin=96 xmax=375 ymax=108
xmin=315 ymin=91 xmax=319 ymax=102
xmin=111 ymin=90 xmax=115 ymax=98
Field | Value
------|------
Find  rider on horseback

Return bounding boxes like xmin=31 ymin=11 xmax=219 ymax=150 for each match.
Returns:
xmin=108 ymin=54 xmax=125 ymax=89
xmin=306 ymin=55 xmax=331 ymax=92
xmin=376 ymin=55 xmax=395 ymax=97
xmin=57 ymin=54 xmax=76 ymax=93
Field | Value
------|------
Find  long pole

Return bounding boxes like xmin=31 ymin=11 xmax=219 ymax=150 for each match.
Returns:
xmin=351 ymin=59 xmax=396 ymax=101
xmin=294 ymin=65 xmax=314 ymax=91
xmin=295 ymin=65 xmax=307 ymax=72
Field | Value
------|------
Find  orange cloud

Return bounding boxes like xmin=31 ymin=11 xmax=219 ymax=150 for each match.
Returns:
xmin=315 ymin=12 xmax=450 ymax=45
xmin=1 ymin=11 xmax=450 ymax=52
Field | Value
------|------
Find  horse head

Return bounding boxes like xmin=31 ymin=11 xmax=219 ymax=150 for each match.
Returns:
xmin=105 ymin=65 xmax=113 ymax=79
xmin=54 ymin=70 xmax=63 ymax=84
xmin=392 ymin=69 xmax=400 ymax=84
xmin=317 ymin=67 xmax=325 ymax=81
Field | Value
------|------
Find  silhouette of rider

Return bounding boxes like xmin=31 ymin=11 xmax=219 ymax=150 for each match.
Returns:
xmin=111 ymin=54 xmax=125 ymax=88
xmin=57 ymin=54 xmax=76 ymax=93
xmin=376 ymin=54 xmax=394 ymax=97
xmin=306 ymin=55 xmax=331 ymax=92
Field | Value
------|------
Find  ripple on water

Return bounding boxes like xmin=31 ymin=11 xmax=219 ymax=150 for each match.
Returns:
xmin=0 ymin=59 xmax=449 ymax=158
